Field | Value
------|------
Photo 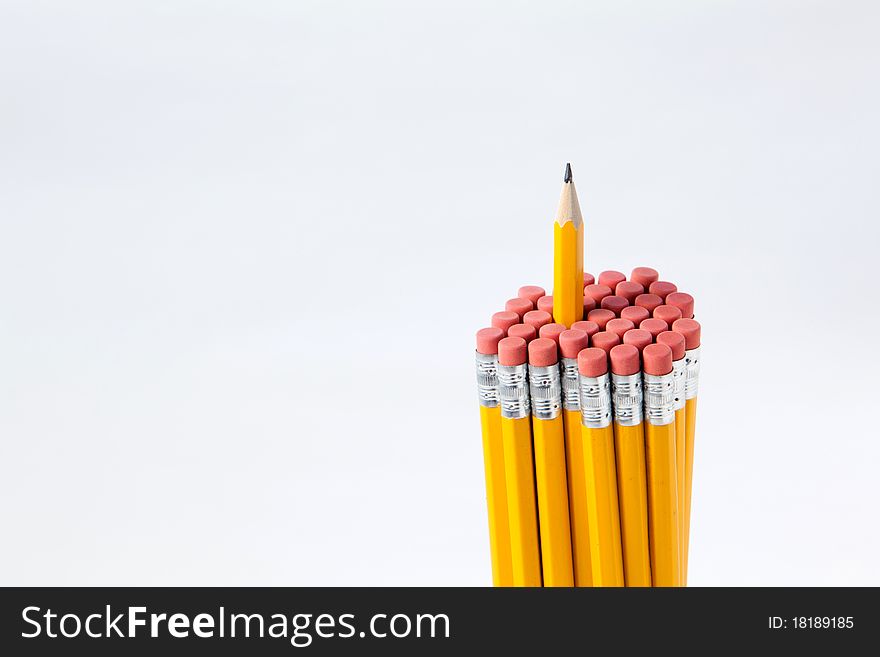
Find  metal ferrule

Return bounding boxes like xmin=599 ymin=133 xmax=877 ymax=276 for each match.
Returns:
xmin=579 ymin=373 xmax=612 ymax=429
xmin=497 ymin=363 xmax=530 ymax=420
xmin=643 ymin=372 xmax=675 ymax=426
xmin=475 ymin=351 xmax=499 ymax=408
xmin=671 ymin=358 xmax=686 ymax=411
xmin=560 ymin=357 xmax=581 ymax=411
xmin=611 ymin=372 xmax=643 ymax=426
xmin=529 ymin=364 xmax=562 ymax=421
xmin=684 ymin=346 xmax=701 ymax=400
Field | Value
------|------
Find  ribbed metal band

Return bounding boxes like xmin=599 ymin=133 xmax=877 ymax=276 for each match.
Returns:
xmin=579 ymin=373 xmax=612 ymax=429
xmin=497 ymin=363 xmax=530 ymax=419
xmin=529 ymin=364 xmax=562 ymax=420
xmin=475 ymin=351 xmax=499 ymax=408
xmin=671 ymin=358 xmax=686 ymax=411
xmin=611 ymin=372 xmax=643 ymax=426
xmin=684 ymin=346 xmax=700 ymax=400
xmin=644 ymin=372 xmax=675 ymax=426
xmin=560 ymin=357 xmax=581 ymax=411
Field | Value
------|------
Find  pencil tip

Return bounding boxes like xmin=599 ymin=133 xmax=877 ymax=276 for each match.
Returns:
xmin=564 ymin=162 xmax=572 ymax=183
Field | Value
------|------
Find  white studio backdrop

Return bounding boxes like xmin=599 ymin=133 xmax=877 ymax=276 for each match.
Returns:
xmin=1 ymin=0 xmax=878 ymax=585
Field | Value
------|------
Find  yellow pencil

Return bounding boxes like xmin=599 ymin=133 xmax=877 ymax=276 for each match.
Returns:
xmin=577 ymin=347 xmax=624 ymax=587
xmin=497 ymin=336 xmax=542 ymax=586
xmin=475 ymin=327 xmax=513 ymax=586
xmin=528 ymin=337 xmax=573 ymax=586
xmin=559 ymin=328 xmax=593 ymax=586
xmin=552 ymin=163 xmax=584 ymax=329
xmin=643 ymin=343 xmax=681 ymax=587
xmin=672 ymin=318 xmax=701 ymax=584
xmin=609 ymin=343 xmax=652 ymax=587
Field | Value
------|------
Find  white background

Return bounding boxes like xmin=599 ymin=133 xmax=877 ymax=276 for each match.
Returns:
xmin=2 ymin=1 xmax=878 ymax=586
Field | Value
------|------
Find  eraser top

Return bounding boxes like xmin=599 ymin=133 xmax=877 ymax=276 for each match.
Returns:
xmin=640 ymin=317 xmax=668 ymax=338
xmin=606 ymin=318 xmax=636 ymax=339
xmin=537 ymin=295 xmax=554 ymax=314
xmin=666 ymin=292 xmax=695 ymax=319
xmin=571 ymin=320 xmax=600 ymax=338
xmin=508 ymin=323 xmax=537 ymax=343
xmin=600 ymin=295 xmax=629 ymax=316
xmin=654 ymin=304 xmax=683 ymax=326
xmin=643 ymin=343 xmax=673 ymax=376
xmin=578 ymin=347 xmax=608 ymax=377
xmin=523 ymin=310 xmax=553 ymax=330
xmin=649 ymin=281 xmax=677 ymax=300
xmin=582 ymin=295 xmax=597 ymax=315
xmin=657 ymin=330 xmax=686 ymax=361
xmin=476 ymin=327 xmax=505 ymax=355
xmin=528 ymin=337 xmax=558 ymax=367
xmin=610 ymin=344 xmax=640 ymax=376
xmin=615 ymin=281 xmax=644 ymax=303
xmin=518 ymin=285 xmax=546 ymax=304
xmin=538 ymin=322 xmax=566 ymax=344
xmin=620 ymin=305 xmax=650 ymax=326
xmin=505 ymin=297 xmax=534 ymax=319
xmin=584 ymin=284 xmax=613 ymax=303
xmin=583 ymin=272 xmax=595 ymax=287
xmin=591 ymin=331 xmax=621 ymax=354
xmin=586 ymin=309 xmax=615 ymax=330
xmin=598 ymin=270 xmax=626 ymax=290
xmin=672 ymin=318 xmax=701 ymax=349
xmin=635 ymin=293 xmax=663 ymax=313
xmin=498 ymin=336 xmax=528 ymax=366
xmin=622 ymin=328 xmax=652 ymax=351
xmin=559 ymin=329 xmax=590 ymax=359
xmin=491 ymin=311 xmax=519 ymax=334
xmin=631 ymin=267 xmax=659 ymax=288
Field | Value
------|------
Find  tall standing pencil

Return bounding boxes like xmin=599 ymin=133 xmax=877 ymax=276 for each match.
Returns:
xmin=475 ymin=327 xmax=513 ymax=586
xmin=552 ymin=164 xmax=584 ymax=328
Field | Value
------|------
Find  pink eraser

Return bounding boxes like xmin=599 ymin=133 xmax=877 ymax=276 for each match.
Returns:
xmin=635 ymin=293 xmax=663 ymax=313
xmin=578 ymin=347 xmax=608 ymax=377
xmin=583 ymin=272 xmax=595 ymax=287
xmin=508 ymin=323 xmax=537 ymax=342
xmin=672 ymin=318 xmax=701 ymax=350
xmin=649 ymin=281 xmax=677 ymax=301
xmin=528 ymin=337 xmax=558 ymax=367
xmin=498 ymin=336 xmax=528 ymax=366
xmin=559 ymin=329 xmax=590 ymax=359
xmin=491 ymin=311 xmax=519 ymax=334
xmin=610 ymin=344 xmax=640 ymax=376
xmin=643 ymin=343 xmax=673 ymax=376
xmin=517 ymin=285 xmax=546 ymax=304
xmin=586 ymin=309 xmax=615 ymax=330
xmin=606 ymin=318 xmax=635 ymax=339
xmin=523 ymin=310 xmax=552 ymax=330
xmin=620 ymin=305 xmax=650 ymax=327
xmin=505 ymin=297 xmax=534 ymax=319
xmin=640 ymin=317 xmax=668 ymax=339
xmin=582 ymin=295 xmax=597 ymax=317
xmin=537 ymin=295 xmax=554 ymax=314
xmin=476 ymin=327 xmax=505 ymax=355
xmin=598 ymin=270 xmax=626 ymax=291
xmin=571 ymin=320 xmax=600 ymax=338
xmin=615 ymin=281 xmax=644 ymax=303
xmin=539 ymin=322 xmax=566 ymax=344
xmin=622 ymin=328 xmax=652 ymax=351
xmin=666 ymin=292 xmax=695 ymax=319
xmin=631 ymin=267 xmax=659 ymax=288
xmin=591 ymin=331 xmax=620 ymax=354
xmin=654 ymin=304 xmax=683 ymax=326
xmin=584 ymin=284 xmax=613 ymax=304
xmin=600 ymin=295 xmax=629 ymax=316
xmin=656 ymin=331 xmax=686 ymax=361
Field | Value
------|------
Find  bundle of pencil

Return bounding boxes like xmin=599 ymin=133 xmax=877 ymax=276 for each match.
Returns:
xmin=474 ymin=165 xmax=702 ymax=587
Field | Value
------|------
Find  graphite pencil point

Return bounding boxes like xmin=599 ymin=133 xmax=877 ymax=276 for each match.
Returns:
xmin=564 ymin=162 xmax=572 ymax=183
